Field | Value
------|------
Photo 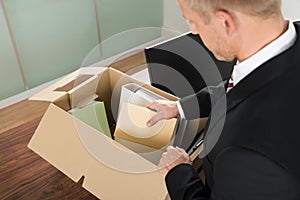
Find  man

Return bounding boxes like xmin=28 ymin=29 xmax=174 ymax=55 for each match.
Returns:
xmin=147 ymin=0 xmax=300 ymax=199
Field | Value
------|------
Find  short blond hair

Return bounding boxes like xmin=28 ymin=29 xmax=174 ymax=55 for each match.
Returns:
xmin=182 ymin=0 xmax=282 ymax=22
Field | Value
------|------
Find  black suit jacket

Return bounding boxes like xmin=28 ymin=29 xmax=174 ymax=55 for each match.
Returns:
xmin=166 ymin=22 xmax=300 ymax=200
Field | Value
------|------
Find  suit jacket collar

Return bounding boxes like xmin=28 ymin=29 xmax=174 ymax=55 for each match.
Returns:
xmin=226 ymin=21 xmax=300 ymax=112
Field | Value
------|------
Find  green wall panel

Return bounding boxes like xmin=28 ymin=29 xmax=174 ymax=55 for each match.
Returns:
xmin=98 ymin=0 xmax=163 ymax=58
xmin=0 ymin=5 xmax=25 ymax=100
xmin=0 ymin=0 xmax=164 ymax=100
xmin=5 ymin=0 xmax=99 ymax=88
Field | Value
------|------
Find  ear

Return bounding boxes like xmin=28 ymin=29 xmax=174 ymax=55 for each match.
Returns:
xmin=215 ymin=10 xmax=236 ymax=37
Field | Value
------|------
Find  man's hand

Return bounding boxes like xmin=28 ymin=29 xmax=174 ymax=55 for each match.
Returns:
xmin=146 ymin=100 xmax=179 ymax=127
xmin=158 ymin=146 xmax=191 ymax=179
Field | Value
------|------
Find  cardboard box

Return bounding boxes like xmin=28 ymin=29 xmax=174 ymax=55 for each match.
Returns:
xmin=28 ymin=67 xmax=180 ymax=200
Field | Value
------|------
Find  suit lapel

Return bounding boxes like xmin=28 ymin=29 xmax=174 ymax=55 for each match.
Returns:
xmin=225 ymin=43 xmax=297 ymax=113
xmin=225 ymin=21 xmax=300 ymax=112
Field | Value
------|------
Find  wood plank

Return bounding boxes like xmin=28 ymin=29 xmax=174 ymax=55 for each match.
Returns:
xmin=0 ymin=100 xmax=49 ymax=134
xmin=0 ymin=101 xmax=98 ymax=199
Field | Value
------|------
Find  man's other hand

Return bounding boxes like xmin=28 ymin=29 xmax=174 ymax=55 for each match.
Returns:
xmin=158 ymin=146 xmax=191 ymax=179
xmin=146 ymin=100 xmax=179 ymax=127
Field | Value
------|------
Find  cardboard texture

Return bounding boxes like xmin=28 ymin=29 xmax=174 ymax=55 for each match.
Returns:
xmin=29 ymin=67 xmax=106 ymax=111
xmin=28 ymin=67 xmax=181 ymax=200
xmin=114 ymin=138 xmax=166 ymax=165
xmin=29 ymin=104 xmax=165 ymax=200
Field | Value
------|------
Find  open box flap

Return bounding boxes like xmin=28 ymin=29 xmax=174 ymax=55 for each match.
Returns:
xmin=68 ymin=75 xmax=100 ymax=109
xmin=28 ymin=103 xmax=167 ymax=199
xmin=29 ymin=67 xmax=105 ymax=103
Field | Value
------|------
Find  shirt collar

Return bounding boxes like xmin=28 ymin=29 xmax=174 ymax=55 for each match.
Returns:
xmin=232 ymin=20 xmax=297 ymax=86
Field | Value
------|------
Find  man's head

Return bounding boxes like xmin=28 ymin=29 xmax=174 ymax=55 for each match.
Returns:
xmin=178 ymin=0 xmax=284 ymax=61
xmin=181 ymin=0 xmax=282 ymax=23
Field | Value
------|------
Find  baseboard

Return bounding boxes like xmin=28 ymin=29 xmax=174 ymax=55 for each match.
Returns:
xmin=0 ymin=78 xmax=61 ymax=110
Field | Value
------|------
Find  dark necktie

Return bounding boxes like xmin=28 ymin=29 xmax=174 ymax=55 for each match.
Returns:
xmin=227 ymin=76 xmax=234 ymax=92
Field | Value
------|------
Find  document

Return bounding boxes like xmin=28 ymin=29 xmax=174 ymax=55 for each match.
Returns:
xmin=114 ymin=102 xmax=177 ymax=149
xmin=118 ymin=83 xmax=167 ymax=115
xmin=69 ymin=101 xmax=111 ymax=138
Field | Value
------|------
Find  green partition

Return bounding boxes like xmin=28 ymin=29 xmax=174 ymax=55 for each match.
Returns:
xmin=0 ymin=0 xmax=164 ymax=100
xmin=4 ymin=0 xmax=99 ymax=89
xmin=98 ymin=0 xmax=163 ymax=58
xmin=0 ymin=5 xmax=25 ymax=100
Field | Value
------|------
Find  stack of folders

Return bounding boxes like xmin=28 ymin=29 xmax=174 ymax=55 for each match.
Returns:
xmin=68 ymin=101 xmax=111 ymax=138
xmin=114 ymin=83 xmax=178 ymax=150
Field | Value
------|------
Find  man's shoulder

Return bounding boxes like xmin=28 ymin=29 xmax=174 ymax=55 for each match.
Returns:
xmin=293 ymin=20 xmax=300 ymax=26
xmin=212 ymin=146 xmax=300 ymax=199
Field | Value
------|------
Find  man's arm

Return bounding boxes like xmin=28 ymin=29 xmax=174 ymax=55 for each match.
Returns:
xmin=147 ymin=83 xmax=225 ymax=126
xmin=158 ymin=146 xmax=210 ymax=200
xmin=179 ymin=81 xmax=227 ymax=120
xmin=178 ymin=87 xmax=212 ymax=120
xmin=165 ymin=147 xmax=300 ymax=200
xmin=166 ymin=164 xmax=210 ymax=200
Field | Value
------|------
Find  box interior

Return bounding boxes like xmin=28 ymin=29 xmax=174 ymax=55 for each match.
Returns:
xmin=48 ymin=68 xmax=178 ymax=163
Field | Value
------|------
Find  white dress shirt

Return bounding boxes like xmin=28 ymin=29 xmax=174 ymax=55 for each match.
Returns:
xmin=178 ymin=20 xmax=297 ymax=119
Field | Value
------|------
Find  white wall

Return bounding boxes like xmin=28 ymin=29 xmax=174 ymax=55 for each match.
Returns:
xmin=164 ymin=0 xmax=300 ymax=33
xmin=163 ymin=0 xmax=189 ymax=33
xmin=282 ymin=0 xmax=300 ymax=20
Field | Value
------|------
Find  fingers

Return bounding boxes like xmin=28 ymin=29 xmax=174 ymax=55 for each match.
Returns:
xmin=166 ymin=146 xmax=185 ymax=152
xmin=146 ymin=101 xmax=165 ymax=127
xmin=158 ymin=156 xmax=169 ymax=179
xmin=147 ymin=113 xmax=163 ymax=127
xmin=146 ymin=100 xmax=178 ymax=127
xmin=163 ymin=146 xmax=191 ymax=166
xmin=167 ymin=146 xmax=177 ymax=152
xmin=158 ymin=146 xmax=192 ymax=178
xmin=159 ymin=146 xmax=176 ymax=167
xmin=175 ymin=146 xmax=185 ymax=153
xmin=147 ymin=100 xmax=160 ymax=111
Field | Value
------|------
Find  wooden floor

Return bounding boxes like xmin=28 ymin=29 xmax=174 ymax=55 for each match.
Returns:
xmin=0 ymin=52 xmax=146 ymax=200
xmin=0 ymin=100 xmax=99 ymax=199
